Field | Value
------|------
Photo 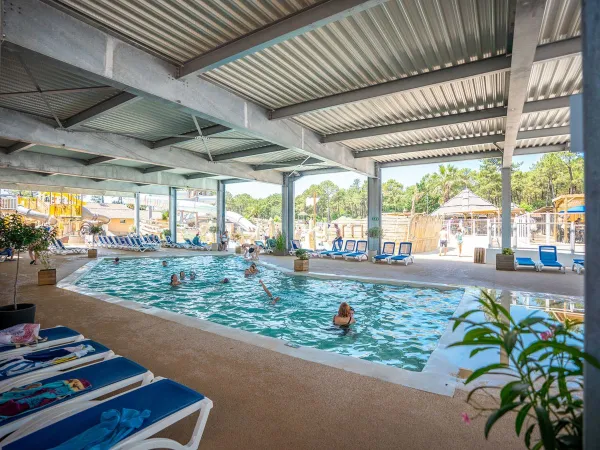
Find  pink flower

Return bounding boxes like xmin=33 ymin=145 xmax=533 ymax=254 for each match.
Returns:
xmin=540 ymin=330 xmax=554 ymax=341
xmin=461 ymin=413 xmax=471 ymax=425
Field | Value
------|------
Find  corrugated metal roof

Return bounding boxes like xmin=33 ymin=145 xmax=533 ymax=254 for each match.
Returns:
xmin=205 ymin=0 xmax=509 ymax=109
xmin=81 ymin=98 xmax=213 ymax=141
xmin=295 ymin=71 xmax=509 ymax=135
xmin=346 ymin=117 xmax=505 ymax=151
xmin=55 ymin=0 xmax=320 ymax=63
xmin=516 ymin=135 xmax=570 ymax=148
xmin=175 ymin=130 xmax=269 ymax=156
xmin=371 ymin=142 xmax=497 ymax=163
xmin=539 ymin=0 xmax=581 ymax=45
xmin=520 ymin=107 xmax=570 ymax=131
xmin=528 ymin=55 xmax=582 ymax=101
xmin=234 ymin=148 xmax=307 ymax=164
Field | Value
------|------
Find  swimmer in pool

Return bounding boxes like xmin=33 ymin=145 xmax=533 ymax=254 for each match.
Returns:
xmin=170 ymin=274 xmax=181 ymax=286
xmin=259 ymin=279 xmax=280 ymax=304
xmin=113 ymin=257 xmax=120 ymax=265
xmin=244 ymin=262 xmax=259 ymax=277
xmin=333 ymin=302 xmax=355 ymax=327
xmin=162 ymin=260 xmax=168 ymax=267
xmin=190 ymin=271 xmax=196 ymax=280
xmin=222 ymin=278 xmax=229 ymax=284
xmin=179 ymin=271 xmax=185 ymax=281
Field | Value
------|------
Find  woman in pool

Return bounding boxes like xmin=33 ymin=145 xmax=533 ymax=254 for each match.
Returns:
xmin=162 ymin=260 xmax=168 ymax=267
xmin=190 ymin=271 xmax=196 ymax=280
xmin=170 ymin=274 xmax=181 ymax=286
xmin=333 ymin=302 xmax=355 ymax=327
xmin=179 ymin=271 xmax=185 ymax=281
xmin=244 ymin=262 xmax=259 ymax=277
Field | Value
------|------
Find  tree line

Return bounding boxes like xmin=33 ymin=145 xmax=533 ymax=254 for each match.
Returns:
xmin=226 ymin=152 xmax=584 ymax=221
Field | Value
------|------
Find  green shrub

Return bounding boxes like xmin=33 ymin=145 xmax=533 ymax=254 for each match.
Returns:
xmin=502 ymin=248 xmax=514 ymax=255
xmin=295 ymin=249 xmax=309 ymax=260
xmin=275 ymin=232 xmax=286 ymax=252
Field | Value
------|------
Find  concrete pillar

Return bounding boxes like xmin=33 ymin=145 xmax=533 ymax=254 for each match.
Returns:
xmin=134 ymin=192 xmax=140 ymax=235
xmin=486 ymin=218 xmax=491 ymax=248
xmin=168 ymin=187 xmax=177 ymax=243
xmin=367 ymin=164 xmax=382 ymax=257
xmin=501 ymin=167 xmax=511 ymax=249
xmin=282 ymin=174 xmax=295 ymax=251
xmin=583 ymin=1 xmax=600 ymax=445
xmin=545 ymin=212 xmax=551 ymax=244
xmin=570 ymin=222 xmax=575 ymax=254
xmin=216 ymin=181 xmax=226 ymax=249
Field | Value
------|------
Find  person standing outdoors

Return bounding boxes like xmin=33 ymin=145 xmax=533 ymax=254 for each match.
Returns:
xmin=455 ymin=228 xmax=464 ymax=257
xmin=333 ymin=223 xmax=342 ymax=248
xmin=439 ymin=228 xmax=448 ymax=256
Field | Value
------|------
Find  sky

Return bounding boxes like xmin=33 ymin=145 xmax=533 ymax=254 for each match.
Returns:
xmin=225 ymin=154 xmax=544 ymax=198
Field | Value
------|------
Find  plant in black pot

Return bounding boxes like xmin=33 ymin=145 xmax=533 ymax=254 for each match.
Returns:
xmin=0 ymin=215 xmax=56 ymax=328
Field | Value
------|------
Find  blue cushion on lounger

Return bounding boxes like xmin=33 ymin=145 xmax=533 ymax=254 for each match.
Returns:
xmin=0 ymin=357 xmax=148 ymax=428
xmin=0 ymin=327 xmax=80 ymax=356
xmin=5 ymin=379 xmax=205 ymax=450
xmin=516 ymin=257 xmax=536 ymax=266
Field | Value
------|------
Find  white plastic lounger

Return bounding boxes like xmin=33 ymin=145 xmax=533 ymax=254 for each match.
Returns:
xmin=0 ymin=326 xmax=83 ymax=360
xmin=344 ymin=240 xmax=368 ymax=261
xmin=0 ymin=356 xmax=153 ymax=438
xmin=572 ymin=258 xmax=584 ymax=274
xmin=1 ymin=378 xmax=213 ymax=450
xmin=387 ymin=242 xmax=414 ymax=265
xmin=330 ymin=240 xmax=356 ymax=260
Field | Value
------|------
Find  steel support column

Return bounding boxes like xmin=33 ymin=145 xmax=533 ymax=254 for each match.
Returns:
xmin=169 ymin=187 xmax=177 ymax=243
xmin=134 ymin=192 xmax=140 ymax=235
xmin=216 ymin=181 xmax=226 ymax=250
xmin=582 ymin=0 xmax=600 ymax=446
xmin=501 ymin=167 xmax=512 ymax=249
xmin=282 ymin=174 xmax=296 ymax=252
xmin=367 ymin=164 xmax=382 ymax=257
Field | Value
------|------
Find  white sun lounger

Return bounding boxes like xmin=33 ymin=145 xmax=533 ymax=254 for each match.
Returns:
xmin=0 ymin=326 xmax=83 ymax=360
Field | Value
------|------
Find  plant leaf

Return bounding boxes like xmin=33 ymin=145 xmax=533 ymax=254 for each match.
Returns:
xmin=525 ymin=423 xmax=536 ymax=448
xmin=535 ymin=406 xmax=556 ymax=450
xmin=465 ymin=363 xmax=509 ymax=384
xmin=500 ymin=381 xmax=528 ymax=405
xmin=515 ymin=403 xmax=532 ymax=436
xmin=484 ymin=403 xmax=519 ymax=439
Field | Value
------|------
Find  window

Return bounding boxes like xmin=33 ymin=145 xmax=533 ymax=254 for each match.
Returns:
xmin=120 ymin=219 xmax=126 ymax=224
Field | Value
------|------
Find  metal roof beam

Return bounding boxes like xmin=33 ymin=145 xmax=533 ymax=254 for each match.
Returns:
xmin=150 ymin=125 xmax=231 ymax=149
xmin=85 ymin=156 xmax=116 ymax=166
xmin=514 ymin=145 xmax=565 ymax=156
xmin=211 ymin=145 xmax=286 ymax=161
xmin=141 ymin=166 xmax=171 ymax=174
xmin=502 ymin=0 xmax=547 ymax=167
xmin=0 ymin=151 xmax=219 ymax=190
xmin=62 ymin=92 xmax=139 ymax=129
xmin=533 ymin=36 xmax=581 ymax=63
xmin=522 ymin=96 xmax=571 ymax=113
xmin=380 ymin=152 xmax=504 ymax=168
xmin=0 ymin=107 xmax=283 ymax=184
xmin=179 ymin=0 xmax=388 ymax=77
xmin=517 ymin=126 xmax=570 ymax=140
xmin=296 ymin=167 xmax=348 ymax=176
xmin=0 ymin=86 xmax=115 ymax=99
xmin=2 ymin=0 xmax=375 ymax=177
xmin=252 ymin=157 xmax=322 ymax=171
xmin=5 ymin=141 xmax=35 ymax=154
xmin=323 ymin=108 xmax=507 ymax=143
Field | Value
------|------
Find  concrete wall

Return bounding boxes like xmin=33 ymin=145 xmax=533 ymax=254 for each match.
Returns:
xmin=107 ymin=218 xmax=134 ymax=235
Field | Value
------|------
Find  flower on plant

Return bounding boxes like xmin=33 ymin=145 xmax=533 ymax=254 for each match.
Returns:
xmin=461 ymin=413 xmax=471 ymax=425
xmin=540 ymin=330 xmax=554 ymax=341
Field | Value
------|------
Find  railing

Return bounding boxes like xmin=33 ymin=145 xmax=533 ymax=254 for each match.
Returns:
xmin=0 ymin=197 xmax=17 ymax=210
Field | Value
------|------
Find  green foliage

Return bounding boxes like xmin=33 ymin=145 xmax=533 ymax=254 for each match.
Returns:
xmin=295 ymin=249 xmax=309 ymax=260
xmin=208 ymin=226 xmax=217 ymax=233
xmin=89 ymin=225 xmax=103 ymax=237
xmin=502 ymin=248 xmax=514 ymax=255
xmin=451 ymin=291 xmax=598 ymax=449
xmin=274 ymin=232 xmax=286 ymax=252
xmin=368 ymin=227 xmax=382 ymax=238
xmin=163 ymin=229 xmax=171 ymax=238
xmin=161 ymin=211 xmax=169 ymax=221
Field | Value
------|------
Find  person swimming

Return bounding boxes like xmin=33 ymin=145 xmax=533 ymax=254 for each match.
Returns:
xmin=244 ymin=262 xmax=259 ymax=277
xmin=170 ymin=274 xmax=181 ymax=286
xmin=333 ymin=302 xmax=355 ymax=327
xmin=162 ymin=260 xmax=168 ymax=267
xmin=113 ymin=257 xmax=120 ymax=265
xmin=190 ymin=271 xmax=196 ymax=280
xmin=222 ymin=278 xmax=229 ymax=284
xmin=259 ymin=279 xmax=280 ymax=304
xmin=179 ymin=271 xmax=185 ymax=281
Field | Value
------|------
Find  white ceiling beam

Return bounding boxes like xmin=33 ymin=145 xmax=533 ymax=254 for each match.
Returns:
xmin=2 ymin=0 xmax=375 ymax=177
xmin=150 ymin=124 xmax=230 ymax=149
xmin=0 ymin=86 xmax=115 ymax=98
xmin=211 ymin=145 xmax=286 ymax=161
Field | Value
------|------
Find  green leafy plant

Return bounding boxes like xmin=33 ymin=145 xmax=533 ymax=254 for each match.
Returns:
xmin=208 ymin=226 xmax=218 ymax=233
xmin=295 ymin=249 xmax=309 ymax=260
xmin=368 ymin=227 xmax=382 ymax=238
xmin=274 ymin=232 xmax=286 ymax=252
xmin=502 ymin=248 xmax=514 ymax=256
xmin=0 ymin=215 xmax=57 ymax=309
xmin=450 ymin=290 xmax=599 ymax=449
xmin=163 ymin=229 xmax=171 ymax=238
xmin=89 ymin=224 xmax=103 ymax=245
xmin=161 ymin=211 xmax=169 ymax=221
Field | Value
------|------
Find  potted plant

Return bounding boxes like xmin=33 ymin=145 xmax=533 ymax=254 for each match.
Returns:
xmin=88 ymin=224 xmax=103 ymax=258
xmin=496 ymin=247 xmax=515 ymax=271
xmin=294 ymin=249 xmax=310 ymax=272
xmin=272 ymin=232 xmax=286 ymax=256
xmin=37 ymin=245 xmax=56 ymax=286
xmin=0 ymin=214 xmax=56 ymax=327
xmin=208 ymin=225 xmax=218 ymax=250
xmin=451 ymin=291 xmax=599 ymax=449
xmin=367 ymin=226 xmax=382 ymax=258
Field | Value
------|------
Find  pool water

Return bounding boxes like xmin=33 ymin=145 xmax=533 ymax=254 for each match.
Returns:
xmin=76 ymin=256 xmax=464 ymax=371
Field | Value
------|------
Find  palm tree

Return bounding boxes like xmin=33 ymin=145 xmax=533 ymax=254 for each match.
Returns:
xmin=435 ymin=165 xmax=472 ymax=204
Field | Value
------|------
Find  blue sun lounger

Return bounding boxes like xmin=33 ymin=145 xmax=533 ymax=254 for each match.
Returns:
xmin=0 ymin=356 xmax=152 ymax=438
xmin=388 ymin=242 xmax=414 ymax=265
xmin=572 ymin=258 xmax=584 ymax=274
xmin=515 ymin=257 xmax=538 ymax=270
xmin=0 ymin=326 xmax=83 ymax=360
xmin=2 ymin=378 xmax=213 ymax=450
xmin=344 ymin=240 xmax=368 ymax=261
xmin=372 ymin=242 xmax=395 ymax=263
xmin=318 ymin=240 xmax=342 ymax=258
xmin=330 ymin=240 xmax=356 ymax=259
xmin=538 ymin=245 xmax=566 ymax=273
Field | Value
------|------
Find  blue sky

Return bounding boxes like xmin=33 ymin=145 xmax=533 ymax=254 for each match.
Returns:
xmin=226 ymin=154 xmax=544 ymax=198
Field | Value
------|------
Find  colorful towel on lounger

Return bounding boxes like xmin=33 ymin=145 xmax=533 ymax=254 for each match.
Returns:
xmin=0 ymin=378 xmax=91 ymax=420
xmin=0 ymin=344 xmax=96 ymax=379
xmin=50 ymin=408 xmax=151 ymax=450
xmin=0 ymin=324 xmax=42 ymax=347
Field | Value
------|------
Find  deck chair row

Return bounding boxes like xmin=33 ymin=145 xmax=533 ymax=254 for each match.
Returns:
xmin=0 ymin=326 xmax=212 ymax=449
xmin=316 ymin=240 xmax=415 ymax=265
xmin=514 ymin=245 xmax=581 ymax=274
xmin=97 ymin=235 xmax=160 ymax=252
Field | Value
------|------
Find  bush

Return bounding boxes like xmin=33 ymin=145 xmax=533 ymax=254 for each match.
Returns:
xmin=161 ymin=211 xmax=169 ymax=221
xmin=295 ymin=249 xmax=309 ymax=260
xmin=502 ymin=248 xmax=514 ymax=255
xmin=275 ymin=232 xmax=286 ymax=252
xmin=163 ymin=229 xmax=171 ymax=238
xmin=368 ymin=227 xmax=382 ymax=238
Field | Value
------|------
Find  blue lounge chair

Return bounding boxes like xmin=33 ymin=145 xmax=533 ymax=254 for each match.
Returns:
xmin=344 ymin=240 xmax=368 ymax=261
xmin=318 ymin=240 xmax=342 ymax=258
xmin=0 ymin=326 xmax=82 ymax=360
xmin=388 ymin=242 xmax=414 ymax=265
xmin=165 ymin=236 xmax=185 ymax=248
xmin=255 ymin=240 xmax=273 ymax=254
xmin=2 ymin=378 xmax=213 ymax=450
xmin=289 ymin=239 xmax=315 ymax=256
xmin=515 ymin=257 xmax=538 ymax=270
xmin=0 ymin=356 xmax=152 ymax=438
xmin=372 ymin=242 xmax=395 ymax=263
xmin=538 ymin=245 xmax=566 ymax=273
xmin=330 ymin=240 xmax=356 ymax=260
xmin=54 ymin=239 xmax=86 ymax=254
xmin=572 ymin=258 xmax=584 ymax=274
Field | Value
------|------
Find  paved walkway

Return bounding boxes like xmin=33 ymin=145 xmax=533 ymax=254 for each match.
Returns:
xmin=0 ymin=248 xmax=531 ymax=449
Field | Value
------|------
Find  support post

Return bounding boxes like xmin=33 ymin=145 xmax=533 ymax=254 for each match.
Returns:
xmin=545 ymin=212 xmax=551 ymax=244
xmin=486 ymin=218 xmax=491 ymax=248
xmin=282 ymin=174 xmax=296 ymax=252
xmin=501 ymin=167 xmax=512 ymax=249
xmin=367 ymin=164 xmax=382 ymax=257
xmin=168 ymin=187 xmax=177 ymax=243
xmin=216 ymin=181 xmax=226 ymax=250
xmin=134 ymin=192 xmax=140 ymax=236
xmin=583 ymin=1 xmax=600 ymax=445
xmin=570 ymin=222 xmax=575 ymax=254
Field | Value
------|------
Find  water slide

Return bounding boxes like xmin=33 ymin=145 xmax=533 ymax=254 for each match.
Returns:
xmin=16 ymin=205 xmax=58 ymax=225
xmin=81 ymin=206 xmax=110 ymax=224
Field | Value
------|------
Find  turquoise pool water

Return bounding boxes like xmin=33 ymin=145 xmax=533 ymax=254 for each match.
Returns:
xmin=76 ymin=256 xmax=464 ymax=371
